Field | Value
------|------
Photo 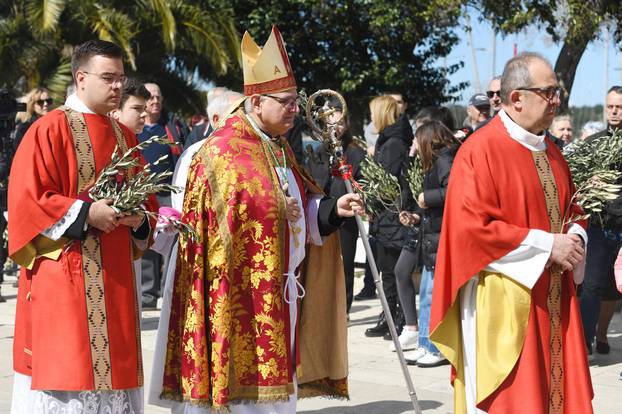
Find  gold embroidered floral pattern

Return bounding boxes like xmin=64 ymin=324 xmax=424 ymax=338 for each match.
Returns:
xmin=161 ymin=113 xmax=348 ymax=409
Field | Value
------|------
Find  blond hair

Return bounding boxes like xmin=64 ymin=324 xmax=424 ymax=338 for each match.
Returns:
xmin=16 ymin=87 xmax=49 ymax=123
xmin=369 ymin=95 xmax=399 ymax=133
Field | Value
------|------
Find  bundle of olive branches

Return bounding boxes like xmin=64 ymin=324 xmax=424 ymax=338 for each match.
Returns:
xmin=88 ymin=135 xmax=197 ymax=240
xmin=405 ymin=154 xmax=424 ymax=199
xmin=357 ymin=156 xmax=402 ymax=216
xmin=563 ymin=129 xmax=622 ymax=226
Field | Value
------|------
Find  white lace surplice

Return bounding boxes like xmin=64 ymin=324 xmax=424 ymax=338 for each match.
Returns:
xmin=11 ymin=372 xmax=143 ymax=414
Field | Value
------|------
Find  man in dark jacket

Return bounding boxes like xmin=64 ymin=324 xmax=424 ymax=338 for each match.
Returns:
xmin=580 ymin=85 xmax=622 ymax=356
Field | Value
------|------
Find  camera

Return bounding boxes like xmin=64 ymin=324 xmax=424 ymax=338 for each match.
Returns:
xmin=0 ymin=89 xmax=26 ymax=121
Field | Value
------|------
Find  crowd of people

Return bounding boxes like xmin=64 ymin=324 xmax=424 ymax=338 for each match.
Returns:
xmin=2 ymin=25 xmax=621 ymax=414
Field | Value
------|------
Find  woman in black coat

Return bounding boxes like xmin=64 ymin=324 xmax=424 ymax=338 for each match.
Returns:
xmin=364 ymin=95 xmax=414 ymax=337
xmin=397 ymin=120 xmax=460 ymax=367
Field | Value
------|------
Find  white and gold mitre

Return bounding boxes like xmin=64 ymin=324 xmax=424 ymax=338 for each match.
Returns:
xmin=241 ymin=25 xmax=297 ymax=95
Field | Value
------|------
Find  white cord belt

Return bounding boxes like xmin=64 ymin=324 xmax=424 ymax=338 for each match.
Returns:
xmin=283 ymin=271 xmax=306 ymax=304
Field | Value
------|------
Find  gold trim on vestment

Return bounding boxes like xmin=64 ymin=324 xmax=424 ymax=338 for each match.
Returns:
xmin=81 ymin=234 xmax=113 ymax=389
xmin=160 ymin=383 xmax=295 ymax=412
xmin=532 ymin=151 xmax=564 ymax=413
xmin=61 ymin=107 xmax=113 ymax=390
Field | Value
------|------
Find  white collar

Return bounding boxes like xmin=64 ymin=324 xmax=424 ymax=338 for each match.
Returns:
xmin=245 ymin=112 xmax=275 ymax=143
xmin=64 ymin=93 xmax=96 ymax=114
xmin=498 ymin=109 xmax=547 ymax=151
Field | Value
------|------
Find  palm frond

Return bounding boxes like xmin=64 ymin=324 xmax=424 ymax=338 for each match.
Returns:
xmin=91 ymin=5 xmax=137 ymax=69
xmin=174 ymin=3 xmax=240 ymax=76
xmin=26 ymin=0 xmax=66 ymax=33
xmin=147 ymin=0 xmax=177 ymax=51
xmin=45 ymin=59 xmax=72 ymax=102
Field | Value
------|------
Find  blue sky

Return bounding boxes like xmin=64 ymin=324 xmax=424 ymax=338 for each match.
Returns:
xmin=446 ymin=13 xmax=620 ymax=107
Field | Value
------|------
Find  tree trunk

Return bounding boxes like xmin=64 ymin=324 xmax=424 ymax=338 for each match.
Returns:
xmin=553 ymin=35 xmax=592 ymax=114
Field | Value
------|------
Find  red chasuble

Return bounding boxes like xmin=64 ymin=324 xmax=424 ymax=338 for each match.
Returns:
xmin=429 ymin=116 xmax=593 ymax=413
xmin=161 ymin=112 xmax=348 ymax=409
xmin=9 ymin=108 xmax=155 ymax=391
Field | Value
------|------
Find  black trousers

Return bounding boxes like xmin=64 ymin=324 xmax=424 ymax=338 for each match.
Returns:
xmin=394 ymin=248 xmax=419 ymax=326
xmin=0 ymin=211 xmax=7 ymax=285
xmin=141 ymin=193 xmax=171 ymax=303
xmin=376 ymin=243 xmax=401 ymax=315
xmin=141 ymin=249 xmax=163 ymax=303
xmin=340 ymin=217 xmax=358 ymax=313
xmin=362 ymin=236 xmax=377 ymax=292
xmin=579 ymin=225 xmax=622 ymax=346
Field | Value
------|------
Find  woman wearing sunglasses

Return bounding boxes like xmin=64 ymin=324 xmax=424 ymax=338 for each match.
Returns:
xmin=14 ymin=87 xmax=53 ymax=150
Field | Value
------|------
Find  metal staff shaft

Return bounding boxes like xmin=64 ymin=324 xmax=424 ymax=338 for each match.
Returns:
xmin=342 ymin=176 xmax=422 ymax=414
xmin=303 ymin=88 xmax=421 ymax=413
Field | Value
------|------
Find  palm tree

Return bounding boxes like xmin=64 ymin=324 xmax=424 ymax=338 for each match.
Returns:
xmin=0 ymin=0 xmax=241 ymax=114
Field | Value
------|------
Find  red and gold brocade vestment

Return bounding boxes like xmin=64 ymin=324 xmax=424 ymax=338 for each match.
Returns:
xmin=162 ymin=111 xmax=349 ymax=410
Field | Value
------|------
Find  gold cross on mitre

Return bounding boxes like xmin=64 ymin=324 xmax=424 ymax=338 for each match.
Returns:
xmin=241 ymin=26 xmax=297 ymax=96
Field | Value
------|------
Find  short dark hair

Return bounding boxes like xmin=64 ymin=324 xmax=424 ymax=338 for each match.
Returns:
xmin=415 ymin=106 xmax=456 ymax=131
xmin=607 ymin=86 xmax=622 ymax=95
xmin=120 ymin=78 xmax=151 ymax=108
xmin=71 ymin=40 xmax=123 ymax=78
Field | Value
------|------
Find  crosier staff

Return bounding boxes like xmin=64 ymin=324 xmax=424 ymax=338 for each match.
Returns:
xmin=305 ymin=89 xmax=422 ymax=414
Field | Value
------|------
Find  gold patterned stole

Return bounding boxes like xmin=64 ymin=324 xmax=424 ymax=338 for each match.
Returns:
xmin=60 ymin=107 xmax=140 ymax=389
xmin=531 ymin=151 xmax=564 ymax=414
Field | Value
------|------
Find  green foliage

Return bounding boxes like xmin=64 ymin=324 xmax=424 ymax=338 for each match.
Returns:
xmin=89 ymin=134 xmax=198 ymax=239
xmin=228 ymin=0 xmax=467 ymax=121
xmin=563 ymin=129 xmax=622 ymax=225
xmin=473 ymin=0 xmax=622 ymax=43
xmin=469 ymin=0 xmax=622 ymax=111
xmin=405 ymin=154 xmax=424 ymax=198
xmin=1 ymin=0 xmax=467 ymax=117
xmin=358 ymin=156 xmax=402 ymax=216
xmin=0 ymin=0 xmax=240 ymax=114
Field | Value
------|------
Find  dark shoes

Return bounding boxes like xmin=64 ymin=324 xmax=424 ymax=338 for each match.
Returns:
xmin=596 ymin=340 xmax=610 ymax=354
xmin=141 ymin=299 xmax=158 ymax=310
xmin=365 ymin=312 xmax=389 ymax=337
xmin=354 ymin=288 xmax=376 ymax=301
xmin=366 ymin=310 xmax=404 ymax=339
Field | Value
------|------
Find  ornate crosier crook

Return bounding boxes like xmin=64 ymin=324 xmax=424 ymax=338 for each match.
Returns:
xmin=304 ymin=90 xmax=422 ymax=414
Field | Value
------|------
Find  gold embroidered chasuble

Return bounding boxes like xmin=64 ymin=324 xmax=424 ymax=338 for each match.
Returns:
xmin=162 ymin=111 xmax=348 ymax=409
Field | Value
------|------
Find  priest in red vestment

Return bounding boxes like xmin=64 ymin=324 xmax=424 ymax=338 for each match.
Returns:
xmin=157 ymin=26 xmax=362 ymax=413
xmin=430 ymin=52 xmax=593 ymax=414
xmin=9 ymin=40 xmax=156 ymax=413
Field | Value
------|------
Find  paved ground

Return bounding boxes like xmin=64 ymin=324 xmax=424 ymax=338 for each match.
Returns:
xmin=1 ymin=273 xmax=621 ymax=413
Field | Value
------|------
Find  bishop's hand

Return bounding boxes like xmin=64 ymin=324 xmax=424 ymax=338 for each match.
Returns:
xmin=336 ymin=193 xmax=364 ymax=217
xmin=285 ymin=196 xmax=301 ymax=222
